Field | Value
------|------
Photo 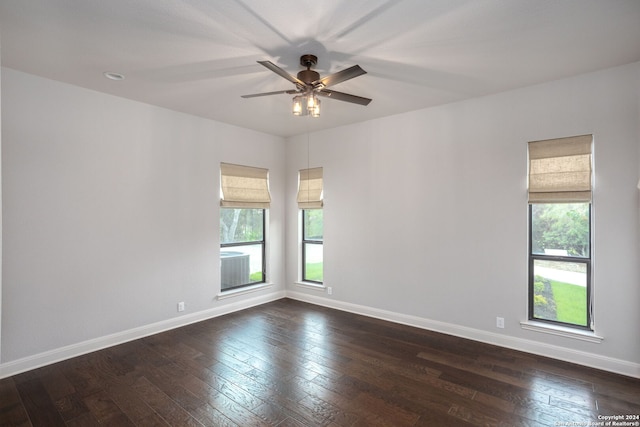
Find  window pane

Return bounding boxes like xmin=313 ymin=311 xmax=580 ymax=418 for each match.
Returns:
xmin=303 ymin=209 xmax=323 ymax=241
xmin=220 ymin=208 xmax=264 ymax=244
xmin=221 ymin=244 xmax=263 ymax=290
xmin=303 ymin=243 xmax=323 ymax=282
xmin=531 ymin=203 xmax=589 ymax=257
xmin=532 ymin=259 xmax=587 ymax=327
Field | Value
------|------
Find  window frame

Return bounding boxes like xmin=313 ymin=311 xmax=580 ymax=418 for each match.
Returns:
xmin=528 ymin=203 xmax=592 ymax=330
xmin=220 ymin=207 xmax=266 ymax=292
xmin=301 ymin=209 xmax=323 ymax=284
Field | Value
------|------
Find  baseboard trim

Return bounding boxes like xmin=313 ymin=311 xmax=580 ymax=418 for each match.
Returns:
xmin=3 ymin=289 xmax=638 ymax=380
xmin=0 ymin=290 xmax=285 ymax=379
xmin=286 ymin=291 xmax=640 ymax=379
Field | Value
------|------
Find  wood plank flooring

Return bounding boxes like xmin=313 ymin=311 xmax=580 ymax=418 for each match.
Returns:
xmin=1 ymin=298 xmax=638 ymax=426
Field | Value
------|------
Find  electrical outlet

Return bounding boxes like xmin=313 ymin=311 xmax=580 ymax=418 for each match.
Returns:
xmin=327 ymin=287 xmax=332 ymax=295
xmin=496 ymin=317 xmax=505 ymax=329
xmin=178 ymin=301 xmax=185 ymax=312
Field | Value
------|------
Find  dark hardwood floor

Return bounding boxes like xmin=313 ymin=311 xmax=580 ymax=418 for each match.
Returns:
xmin=1 ymin=298 xmax=638 ymax=426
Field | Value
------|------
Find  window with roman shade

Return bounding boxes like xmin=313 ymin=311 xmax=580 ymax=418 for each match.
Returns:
xmin=297 ymin=167 xmax=323 ymax=209
xmin=298 ymin=167 xmax=324 ymax=284
xmin=527 ymin=134 xmax=594 ymax=330
xmin=219 ymin=162 xmax=270 ymax=292
xmin=528 ymin=135 xmax=592 ymax=203
xmin=220 ymin=162 xmax=271 ymax=208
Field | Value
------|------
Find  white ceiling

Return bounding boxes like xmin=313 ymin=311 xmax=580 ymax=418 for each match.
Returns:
xmin=1 ymin=0 xmax=640 ymax=138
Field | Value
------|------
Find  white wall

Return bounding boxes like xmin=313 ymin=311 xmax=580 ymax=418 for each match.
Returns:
xmin=1 ymin=68 xmax=285 ymax=370
xmin=286 ymin=62 xmax=640 ymax=376
xmin=2 ymin=61 xmax=638 ymax=378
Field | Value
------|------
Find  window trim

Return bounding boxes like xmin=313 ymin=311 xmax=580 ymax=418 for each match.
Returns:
xmin=528 ymin=204 xmax=593 ymax=331
xmin=217 ymin=282 xmax=274 ymax=300
xmin=519 ymin=320 xmax=603 ymax=343
xmin=301 ymin=209 xmax=323 ymax=284
xmin=220 ymin=208 xmax=266 ymax=292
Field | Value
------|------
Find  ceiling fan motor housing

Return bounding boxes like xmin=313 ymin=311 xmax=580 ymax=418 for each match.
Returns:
xmin=297 ymin=69 xmax=320 ymax=84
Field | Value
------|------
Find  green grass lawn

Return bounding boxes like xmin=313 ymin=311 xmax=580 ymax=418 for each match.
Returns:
xmin=304 ymin=262 xmax=323 ymax=282
xmin=550 ymin=280 xmax=587 ymax=326
xmin=249 ymin=271 xmax=263 ymax=282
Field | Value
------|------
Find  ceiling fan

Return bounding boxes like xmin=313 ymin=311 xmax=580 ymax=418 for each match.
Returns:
xmin=241 ymin=54 xmax=372 ymax=116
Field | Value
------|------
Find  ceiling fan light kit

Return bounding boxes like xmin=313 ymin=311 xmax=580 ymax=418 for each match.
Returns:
xmin=293 ymin=94 xmax=321 ymax=117
xmin=242 ymin=54 xmax=371 ymax=117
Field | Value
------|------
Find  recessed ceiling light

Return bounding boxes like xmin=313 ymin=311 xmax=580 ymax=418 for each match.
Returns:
xmin=103 ymin=71 xmax=125 ymax=81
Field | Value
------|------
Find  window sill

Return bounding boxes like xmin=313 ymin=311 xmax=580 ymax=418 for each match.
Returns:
xmin=520 ymin=320 xmax=603 ymax=343
xmin=217 ymin=282 xmax=273 ymax=300
xmin=294 ymin=281 xmax=325 ymax=291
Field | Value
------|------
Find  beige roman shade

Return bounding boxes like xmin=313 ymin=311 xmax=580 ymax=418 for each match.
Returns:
xmin=297 ymin=167 xmax=323 ymax=209
xmin=528 ymin=135 xmax=593 ymax=203
xmin=220 ymin=162 xmax=271 ymax=208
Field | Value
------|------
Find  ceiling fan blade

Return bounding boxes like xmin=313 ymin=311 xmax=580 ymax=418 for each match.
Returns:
xmin=315 ymin=65 xmax=367 ymax=88
xmin=241 ymin=89 xmax=299 ymax=98
xmin=257 ymin=60 xmax=306 ymax=86
xmin=317 ymin=89 xmax=372 ymax=106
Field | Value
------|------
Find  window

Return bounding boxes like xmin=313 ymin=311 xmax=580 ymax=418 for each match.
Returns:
xmin=527 ymin=135 xmax=593 ymax=329
xmin=220 ymin=208 xmax=265 ymax=290
xmin=302 ymin=209 xmax=323 ymax=283
xmin=220 ymin=163 xmax=270 ymax=291
xmin=298 ymin=167 xmax=323 ymax=284
xmin=529 ymin=204 xmax=591 ymax=327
